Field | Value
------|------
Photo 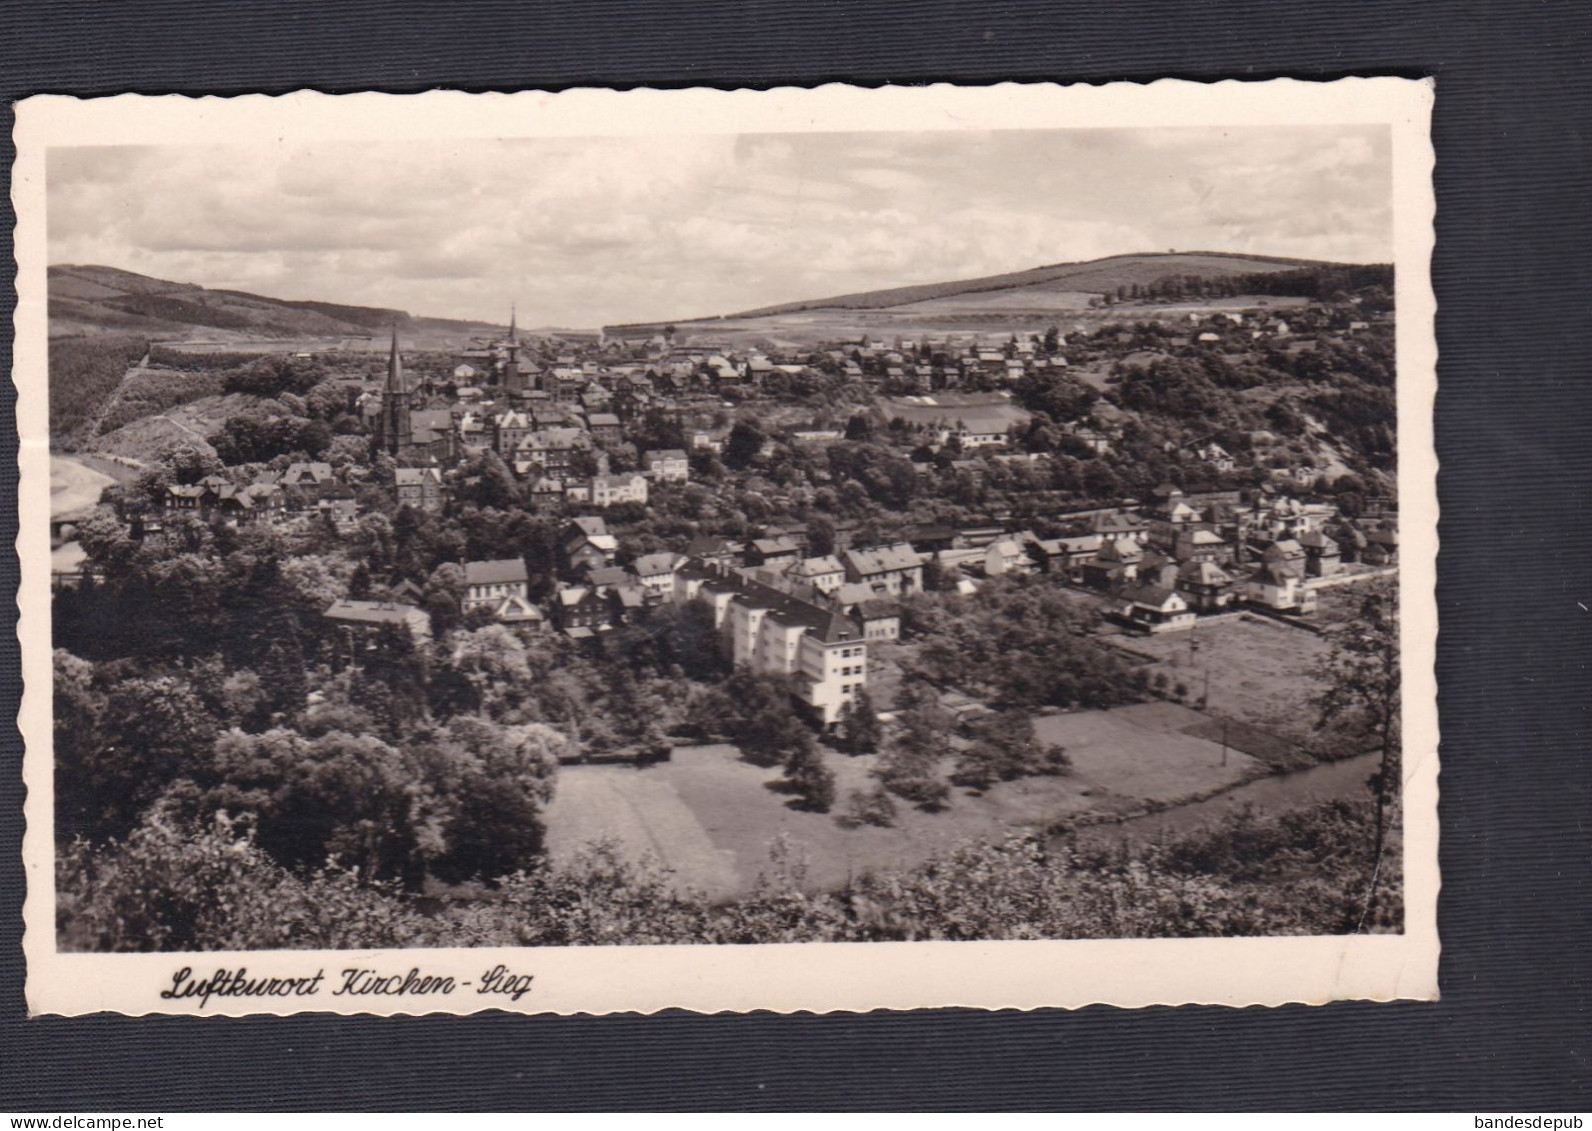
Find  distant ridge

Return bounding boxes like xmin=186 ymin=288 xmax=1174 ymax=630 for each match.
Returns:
xmin=724 ymin=251 xmax=1344 ymax=320
xmin=48 ymin=264 xmax=505 ymax=342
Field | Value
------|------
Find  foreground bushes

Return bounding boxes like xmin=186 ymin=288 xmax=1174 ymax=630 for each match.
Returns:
xmin=58 ymin=797 xmax=1401 ymax=951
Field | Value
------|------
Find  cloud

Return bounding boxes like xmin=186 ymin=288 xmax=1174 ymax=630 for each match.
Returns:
xmin=47 ymin=125 xmax=1392 ymax=325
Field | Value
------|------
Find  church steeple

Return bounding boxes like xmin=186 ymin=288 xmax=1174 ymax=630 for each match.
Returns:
xmin=377 ymin=323 xmax=412 ymax=456
xmin=385 ymin=323 xmax=404 ymax=392
xmin=503 ymin=304 xmax=525 ymax=396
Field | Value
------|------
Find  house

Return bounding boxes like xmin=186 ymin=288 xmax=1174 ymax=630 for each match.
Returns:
xmin=1298 ymin=530 xmax=1342 ymax=577
xmin=491 ymin=410 xmax=533 ymax=456
xmin=462 ymin=558 xmax=529 ymax=613
xmin=1176 ymin=560 xmax=1236 ymax=612
xmin=1362 ymin=528 xmax=1399 ymax=566
xmin=1037 ymin=533 xmax=1102 ymax=579
xmin=515 ymin=427 xmax=591 ymax=475
xmin=589 ymin=472 xmax=648 ymax=508
xmin=280 ymin=461 xmax=336 ymax=491
xmin=561 ymin=516 xmax=618 ymax=573
xmin=905 ymin=523 xmax=958 ymax=554
xmin=631 ymin=552 xmax=683 ymax=600
xmin=555 ymin=585 xmax=615 ymax=637
xmin=528 ymin=476 xmax=565 ymax=508
xmin=1170 ymin=527 xmax=1231 ymax=565
xmin=394 ymin=467 xmax=445 ymax=512
xmin=786 ymin=554 xmax=845 ymax=594
xmin=481 ymin=593 xmax=545 ymax=630
xmin=747 ymin=537 xmax=803 ymax=568
xmin=1245 ymin=561 xmax=1318 ymax=613
xmin=684 ymin=534 xmax=745 ymax=567
xmin=643 ymin=449 xmax=691 ymax=483
xmin=164 ymin=484 xmax=205 ymax=512
xmin=843 ymin=543 xmax=924 ymax=597
xmin=851 ymin=598 xmax=901 ymax=643
xmin=1261 ymin=539 xmax=1309 ymax=573
xmin=323 ymin=599 xmax=432 ymax=645
xmin=587 ymin=413 xmax=623 ymax=443
xmin=982 ymin=538 xmax=1035 ymax=578
xmin=1081 ymin=536 xmax=1143 ymax=591
xmin=1119 ymin=584 xmax=1197 ymax=633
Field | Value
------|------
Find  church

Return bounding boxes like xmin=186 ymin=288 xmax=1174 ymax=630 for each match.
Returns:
xmin=374 ymin=326 xmax=457 ymax=464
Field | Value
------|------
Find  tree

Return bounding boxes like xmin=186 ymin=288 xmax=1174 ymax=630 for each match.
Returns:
xmin=841 ymin=786 xmax=897 ymax=828
xmin=418 ymin=716 xmax=567 ymax=884
xmin=835 ymin=688 xmax=882 ymax=755
xmin=1312 ymin=582 xmax=1401 ymax=929
xmin=783 ymin=733 xmax=836 ymax=812
xmin=723 ymin=420 xmax=766 ymax=470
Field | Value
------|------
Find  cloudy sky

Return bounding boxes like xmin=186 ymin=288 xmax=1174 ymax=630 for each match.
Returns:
xmin=48 ymin=126 xmax=1391 ymax=327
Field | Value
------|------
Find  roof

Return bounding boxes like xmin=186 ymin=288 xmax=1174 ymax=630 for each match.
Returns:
xmin=1257 ymin=561 xmax=1302 ymax=583
xmin=845 ymin=543 xmax=922 ymax=575
xmin=588 ymin=413 xmax=621 ymax=427
xmin=585 ymin=566 xmax=630 ymax=589
xmin=1177 ymin=560 xmax=1233 ymax=585
xmin=633 ymin=552 xmax=682 ymax=577
xmin=789 ymin=555 xmax=844 ymax=578
xmin=753 ymin=537 xmax=801 ymax=556
xmin=323 ymin=600 xmax=425 ymax=627
xmin=646 ymin=449 xmax=688 ymax=463
xmin=395 ymin=467 xmax=441 ymax=485
xmin=568 ymin=516 xmax=608 ymax=537
xmin=1122 ymin=584 xmax=1180 ymax=608
xmin=854 ymin=598 xmax=900 ymax=620
xmin=465 ymin=558 xmax=527 ymax=586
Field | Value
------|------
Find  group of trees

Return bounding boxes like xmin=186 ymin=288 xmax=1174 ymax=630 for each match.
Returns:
xmin=57 ymin=792 xmax=1400 ymax=952
xmin=903 ymin=578 xmax=1150 ymax=712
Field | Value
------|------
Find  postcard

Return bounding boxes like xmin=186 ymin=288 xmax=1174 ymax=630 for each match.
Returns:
xmin=14 ymin=78 xmax=1438 ymax=1015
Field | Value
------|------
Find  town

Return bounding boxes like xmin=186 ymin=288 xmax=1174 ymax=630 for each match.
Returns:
xmin=49 ymin=257 xmax=1404 ymax=948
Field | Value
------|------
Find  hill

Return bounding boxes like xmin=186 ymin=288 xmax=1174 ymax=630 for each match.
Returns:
xmin=724 ymin=252 xmax=1332 ymax=318
xmin=48 ymin=264 xmax=504 ymax=344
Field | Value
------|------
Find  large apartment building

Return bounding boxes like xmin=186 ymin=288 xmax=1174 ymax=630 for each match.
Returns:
xmin=677 ymin=561 xmax=867 ymax=725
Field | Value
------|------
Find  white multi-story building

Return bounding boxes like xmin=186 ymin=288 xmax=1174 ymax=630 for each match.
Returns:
xmin=685 ymin=563 xmax=867 ymax=726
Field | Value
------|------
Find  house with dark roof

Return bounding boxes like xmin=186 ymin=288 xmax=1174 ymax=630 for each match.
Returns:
xmin=1298 ymin=530 xmax=1342 ymax=577
xmin=851 ymin=598 xmax=901 ymax=643
xmin=1176 ymin=560 xmax=1236 ymax=612
xmin=561 ymin=516 xmax=618 ymax=574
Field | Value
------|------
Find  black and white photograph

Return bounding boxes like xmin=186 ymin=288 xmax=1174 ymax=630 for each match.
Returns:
xmin=15 ymin=82 xmax=1439 ymax=1015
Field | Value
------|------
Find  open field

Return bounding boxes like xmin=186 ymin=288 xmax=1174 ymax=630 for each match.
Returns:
xmin=1110 ymin=614 xmax=1333 ymax=748
xmin=545 ymin=697 xmax=1263 ymax=899
xmin=1032 ymin=701 xmax=1262 ymax=802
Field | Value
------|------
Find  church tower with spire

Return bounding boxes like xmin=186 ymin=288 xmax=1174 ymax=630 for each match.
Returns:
xmin=503 ymin=304 xmax=526 ymax=396
xmin=376 ymin=325 xmax=412 ymax=457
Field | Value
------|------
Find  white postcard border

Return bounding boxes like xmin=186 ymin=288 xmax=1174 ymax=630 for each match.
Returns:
xmin=13 ymin=78 xmax=1440 ymax=1016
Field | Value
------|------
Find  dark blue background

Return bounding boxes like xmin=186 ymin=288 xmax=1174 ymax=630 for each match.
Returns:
xmin=1 ymin=0 xmax=1587 ymax=1111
